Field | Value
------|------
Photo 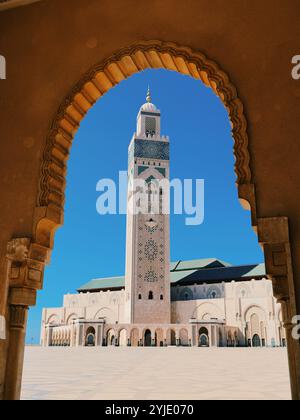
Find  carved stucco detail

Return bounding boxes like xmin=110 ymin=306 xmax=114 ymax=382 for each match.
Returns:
xmin=7 ymin=238 xmax=30 ymax=263
xmin=257 ymin=217 xmax=296 ymax=330
xmin=6 ymin=238 xmax=49 ymax=299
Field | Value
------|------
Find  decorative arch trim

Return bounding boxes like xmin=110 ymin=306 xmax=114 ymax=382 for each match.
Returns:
xmin=192 ymin=301 xmax=223 ymax=320
xmin=93 ymin=307 xmax=113 ymax=320
xmin=244 ymin=305 xmax=267 ymax=323
xmin=35 ymin=40 xmax=254 ymax=248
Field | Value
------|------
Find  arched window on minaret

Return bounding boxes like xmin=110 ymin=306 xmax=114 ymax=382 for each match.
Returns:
xmin=147 ymin=183 xmax=152 ymax=214
xmin=159 ymin=187 xmax=163 ymax=214
xmin=148 ymin=182 xmax=158 ymax=214
xmin=148 ymin=291 xmax=154 ymax=300
xmin=145 ymin=117 xmax=156 ymax=137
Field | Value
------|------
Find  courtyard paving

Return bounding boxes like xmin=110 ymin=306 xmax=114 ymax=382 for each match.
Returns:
xmin=21 ymin=346 xmax=291 ymax=400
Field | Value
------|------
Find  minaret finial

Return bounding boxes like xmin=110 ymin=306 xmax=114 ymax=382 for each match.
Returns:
xmin=146 ymin=85 xmax=151 ymax=103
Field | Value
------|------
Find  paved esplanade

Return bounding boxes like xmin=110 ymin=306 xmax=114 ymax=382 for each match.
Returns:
xmin=21 ymin=347 xmax=290 ymax=400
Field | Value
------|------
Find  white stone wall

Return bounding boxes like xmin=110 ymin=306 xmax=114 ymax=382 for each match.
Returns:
xmin=41 ymin=277 xmax=286 ymax=348
xmin=40 ymin=290 xmax=126 ymax=345
xmin=171 ymin=278 xmax=284 ymax=347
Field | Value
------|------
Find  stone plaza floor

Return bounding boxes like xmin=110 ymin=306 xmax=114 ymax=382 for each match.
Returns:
xmin=21 ymin=346 xmax=291 ymax=400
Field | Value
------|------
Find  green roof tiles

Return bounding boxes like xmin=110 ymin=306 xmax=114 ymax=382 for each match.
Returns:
xmin=170 ymin=269 xmax=198 ymax=283
xmin=78 ymin=276 xmax=125 ymax=292
xmin=172 ymin=258 xmax=231 ymax=271
xmin=242 ymin=263 xmax=266 ymax=278
xmin=77 ymin=259 xmax=265 ymax=292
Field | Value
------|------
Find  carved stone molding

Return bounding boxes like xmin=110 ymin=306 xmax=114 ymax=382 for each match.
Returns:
xmin=7 ymin=238 xmax=30 ymax=263
xmin=37 ymin=40 xmax=254 ymax=233
xmin=6 ymin=238 xmax=49 ymax=293
xmin=257 ymin=217 xmax=295 ymax=307
xmin=9 ymin=287 xmax=36 ymax=307
xmin=9 ymin=305 xmax=27 ymax=330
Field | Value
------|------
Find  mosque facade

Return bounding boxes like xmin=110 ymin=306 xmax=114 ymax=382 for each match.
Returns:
xmin=41 ymin=91 xmax=286 ymax=349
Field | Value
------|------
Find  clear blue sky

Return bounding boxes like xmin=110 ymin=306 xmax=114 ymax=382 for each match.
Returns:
xmin=26 ymin=69 xmax=263 ymax=343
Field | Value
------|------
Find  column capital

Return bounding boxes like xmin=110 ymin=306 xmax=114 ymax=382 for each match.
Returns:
xmin=9 ymin=305 xmax=28 ymax=330
xmin=6 ymin=238 xmax=50 ymax=292
xmin=257 ymin=217 xmax=292 ymax=304
xmin=9 ymin=287 xmax=36 ymax=307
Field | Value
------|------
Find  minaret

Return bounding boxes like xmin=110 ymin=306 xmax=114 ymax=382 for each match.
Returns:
xmin=125 ymin=88 xmax=171 ymax=324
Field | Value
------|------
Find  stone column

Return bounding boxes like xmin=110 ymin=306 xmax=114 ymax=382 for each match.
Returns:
xmin=208 ymin=325 xmax=212 ymax=347
xmin=214 ymin=326 xmax=217 ymax=347
xmin=4 ymin=286 xmax=37 ymax=400
xmin=258 ymin=217 xmax=300 ymax=400
xmin=215 ymin=326 xmax=219 ymax=347
xmin=79 ymin=324 xmax=84 ymax=346
xmin=3 ymin=238 xmax=48 ymax=400
xmin=0 ymin=239 xmax=29 ymax=399
xmin=48 ymin=326 xmax=53 ymax=347
xmin=97 ymin=325 xmax=102 ymax=347
xmin=4 ymin=303 xmax=29 ymax=400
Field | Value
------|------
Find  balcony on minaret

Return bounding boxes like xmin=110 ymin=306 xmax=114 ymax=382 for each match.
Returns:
xmin=134 ymin=87 xmax=168 ymax=142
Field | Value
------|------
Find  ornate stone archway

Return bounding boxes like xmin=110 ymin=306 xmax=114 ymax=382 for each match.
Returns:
xmin=35 ymin=40 xmax=254 ymax=251
xmin=3 ymin=40 xmax=299 ymax=400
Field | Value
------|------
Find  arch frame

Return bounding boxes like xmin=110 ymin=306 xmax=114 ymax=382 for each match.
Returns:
xmin=34 ymin=39 xmax=256 ymax=251
xmin=192 ymin=301 xmax=224 ymax=321
xmin=66 ymin=313 xmax=79 ymax=325
xmin=2 ymin=41 xmax=299 ymax=400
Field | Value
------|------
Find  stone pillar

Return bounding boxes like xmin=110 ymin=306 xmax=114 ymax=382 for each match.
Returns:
xmin=212 ymin=326 xmax=218 ymax=347
xmin=214 ymin=326 xmax=219 ymax=347
xmin=4 ymin=286 xmax=36 ymax=400
xmin=191 ymin=325 xmax=197 ymax=346
xmin=46 ymin=325 xmax=53 ymax=347
xmin=4 ymin=304 xmax=28 ymax=400
xmin=2 ymin=238 xmax=48 ymax=400
xmin=208 ymin=325 xmax=212 ymax=347
xmin=0 ymin=239 xmax=29 ymax=399
xmin=258 ymin=217 xmax=300 ymax=400
xmin=78 ymin=324 xmax=84 ymax=346
xmin=0 ymin=238 xmax=49 ymax=400
xmin=97 ymin=325 xmax=102 ymax=347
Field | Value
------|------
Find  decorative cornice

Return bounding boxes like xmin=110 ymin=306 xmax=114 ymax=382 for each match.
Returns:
xmin=6 ymin=238 xmax=49 ymax=292
xmin=257 ymin=217 xmax=295 ymax=307
xmin=38 ymin=41 xmax=252 ymax=219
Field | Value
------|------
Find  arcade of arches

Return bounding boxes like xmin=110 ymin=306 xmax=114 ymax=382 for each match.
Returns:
xmin=0 ymin=0 xmax=300 ymax=401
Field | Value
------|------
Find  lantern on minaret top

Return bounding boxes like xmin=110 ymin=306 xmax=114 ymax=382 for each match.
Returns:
xmin=136 ymin=87 xmax=161 ymax=138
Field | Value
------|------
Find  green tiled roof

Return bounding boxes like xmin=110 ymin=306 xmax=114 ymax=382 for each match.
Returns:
xmin=172 ymin=258 xmax=231 ymax=271
xmin=77 ymin=258 xmax=265 ymax=292
xmin=78 ymin=276 xmax=125 ymax=292
xmin=170 ymin=269 xmax=198 ymax=283
xmin=242 ymin=263 xmax=266 ymax=278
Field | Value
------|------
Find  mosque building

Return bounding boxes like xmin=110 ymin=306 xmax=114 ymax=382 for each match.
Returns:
xmin=41 ymin=90 xmax=286 ymax=349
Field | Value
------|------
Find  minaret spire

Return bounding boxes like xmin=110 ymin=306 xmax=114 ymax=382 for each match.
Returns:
xmin=146 ymin=85 xmax=151 ymax=103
